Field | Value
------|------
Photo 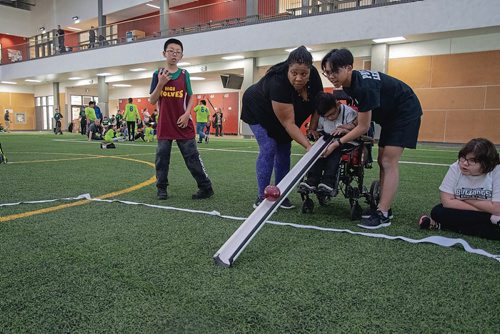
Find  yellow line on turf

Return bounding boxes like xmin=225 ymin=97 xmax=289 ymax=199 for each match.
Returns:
xmin=0 ymin=156 xmax=156 ymax=223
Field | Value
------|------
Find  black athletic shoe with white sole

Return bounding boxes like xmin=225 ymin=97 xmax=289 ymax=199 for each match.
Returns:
xmin=358 ymin=210 xmax=391 ymax=229
xmin=362 ymin=208 xmax=394 ymax=219
xmin=279 ymin=198 xmax=295 ymax=209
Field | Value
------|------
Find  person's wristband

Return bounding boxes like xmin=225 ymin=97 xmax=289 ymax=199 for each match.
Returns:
xmin=336 ymin=138 xmax=342 ymax=145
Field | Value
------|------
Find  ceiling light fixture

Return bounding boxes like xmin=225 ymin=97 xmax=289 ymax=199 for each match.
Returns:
xmin=285 ymin=46 xmax=312 ymax=52
xmin=1 ymin=81 xmax=17 ymax=85
xmin=113 ymin=84 xmax=132 ymax=87
xmin=68 ymin=77 xmax=82 ymax=80
xmin=221 ymin=55 xmax=244 ymax=60
xmin=66 ymin=26 xmax=82 ymax=31
xmin=177 ymin=62 xmax=191 ymax=66
xmin=190 ymin=77 xmax=206 ymax=81
xmin=146 ymin=3 xmax=160 ymax=9
xmin=96 ymin=72 xmax=112 ymax=76
xmin=39 ymin=27 xmax=45 ymax=32
xmin=129 ymin=68 xmax=147 ymax=72
xmin=25 ymin=79 xmax=41 ymax=83
xmin=372 ymin=36 xmax=406 ymax=43
xmin=72 ymin=16 xmax=80 ymax=24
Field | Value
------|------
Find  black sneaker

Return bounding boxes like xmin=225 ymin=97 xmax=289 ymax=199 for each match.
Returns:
xmin=253 ymin=196 xmax=263 ymax=209
xmin=362 ymin=208 xmax=393 ymax=219
xmin=157 ymin=188 xmax=168 ymax=200
xmin=197 ymin=140 xmax=202 ymax=144
xmin=279 ymin=198 xmax=295 ymax=209
xmin=299 ymin=181 xmax=316 ymax=192
xmin=318 ymin=183 xmax=337 ymax=197
xmin=357 ymin=210 xmax=391 ymax=229
xmin=418 ymin=215 xmax=440 ymax=230
xmin=192 ymin=187 xmax=214 ymax=199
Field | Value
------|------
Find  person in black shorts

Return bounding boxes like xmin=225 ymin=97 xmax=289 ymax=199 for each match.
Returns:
xmin=321 ymin=48 xmax=422 ymax=229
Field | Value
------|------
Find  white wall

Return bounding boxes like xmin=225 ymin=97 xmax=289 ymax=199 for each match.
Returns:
xmin=0 ymin=0 xmax=152 ymax=36
xmin=0 ymin=6 xmax=32 ymax=36
xmin=0 ymin=84 xmax=34 ymax=94
xmin=3 ymin=0 xmax=499 ymax=82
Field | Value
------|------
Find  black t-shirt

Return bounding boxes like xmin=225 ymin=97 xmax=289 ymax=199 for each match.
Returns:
xmin=343 ymin=70 xmax=422 ymax=125
xmin=241 ymin=66 xmax=323 ymax=142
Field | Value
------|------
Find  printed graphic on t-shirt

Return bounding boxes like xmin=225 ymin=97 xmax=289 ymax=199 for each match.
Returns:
xmin=454 ymin=188 xmax=492 ymax=200
xmin=162 ymin=85 xmax=184 ymax=98
xmin=359 ymin=70 xmax=381 ymax=81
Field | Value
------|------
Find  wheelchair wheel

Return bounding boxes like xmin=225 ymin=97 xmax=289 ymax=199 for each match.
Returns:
xmin=302 ymin=198 xmax=314 ymax=214
xmin=350 ymin=202 xmax=362 ymax=220
xmin=369 ymin=180 xmax=381 ymax=208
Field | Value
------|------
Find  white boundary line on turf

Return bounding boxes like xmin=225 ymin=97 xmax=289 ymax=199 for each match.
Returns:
xmin=2 ymin=194 xmax=499 ymax=263
xmin=52 ymin=138 xmax=451 ymax=167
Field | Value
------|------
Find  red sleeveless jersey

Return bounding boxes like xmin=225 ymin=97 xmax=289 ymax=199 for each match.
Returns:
xmin=155 ymin=69 xmax=195 ymax=140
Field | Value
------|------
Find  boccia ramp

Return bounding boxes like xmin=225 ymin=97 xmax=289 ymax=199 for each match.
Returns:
xmin=213 ymin=135 xmax=334 ymax=267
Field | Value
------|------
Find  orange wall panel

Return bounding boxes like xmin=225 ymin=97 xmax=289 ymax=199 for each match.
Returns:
xmin=0 ymin=92 xmax=36 ymax=131
xmin=0 ymin=92 xmax=10 ymax=106
xmin=430 ymin=51 xmax=500 ymax=87
xmin=444 ymin=109 xmax=500 ymax=143
xmin=388 ymin=56 xmax=432 ymax=89
xmin=10 ymin=93 xmax=35 ymax=107
xmin=485 ymin=86 xmax=500 ymax=109
xmin=419 ymin=109 xmax=446 ymax=143
xmin=415 ymin=87 xmax=486 ymax=110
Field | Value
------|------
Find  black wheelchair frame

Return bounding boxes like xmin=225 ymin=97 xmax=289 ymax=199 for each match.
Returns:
xmin=298 ymin=135 xmax=380 ymax=220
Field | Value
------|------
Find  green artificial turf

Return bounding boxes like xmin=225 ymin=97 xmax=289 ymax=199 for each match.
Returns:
xmin=0 ymin=133 xmax=499 ymax=333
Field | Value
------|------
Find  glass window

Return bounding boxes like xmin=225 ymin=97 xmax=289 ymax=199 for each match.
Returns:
xmin=36 ymin=97 xmax=41 ymax=106
xmin=48 ymin=96 xmax=54 ymax=105
xmin=71 ymin=95 xmax=82 ymax=105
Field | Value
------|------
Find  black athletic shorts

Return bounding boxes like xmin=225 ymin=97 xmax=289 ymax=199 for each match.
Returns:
xmin=378 ymin=116 xmax=421 ymax=149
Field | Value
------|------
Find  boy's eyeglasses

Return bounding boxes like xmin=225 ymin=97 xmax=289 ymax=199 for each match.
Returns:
xmin=165 ymin=50 xmax=182 ymax=56
xmin=321 ymin=67 xmax=345 ymax=77
xmin=459 ymin=157 xmax=479 ymax=166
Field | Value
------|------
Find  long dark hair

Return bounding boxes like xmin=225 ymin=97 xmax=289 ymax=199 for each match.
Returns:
xmin=458 ymin=138 xmax=499 ymax=173
xmin=266 ymin=46 xmax=313 ymax=76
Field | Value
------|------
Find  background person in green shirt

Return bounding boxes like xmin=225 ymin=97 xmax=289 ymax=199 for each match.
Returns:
xmin=194 ymin=99 xmax=210 ymax=143
xmin=124 ymin=98 xmax=140 ymax=141
xmin=101 ymin=124 xmax=118 ymax=149
xmin=85 ymin=101 xmax=97 ymax=135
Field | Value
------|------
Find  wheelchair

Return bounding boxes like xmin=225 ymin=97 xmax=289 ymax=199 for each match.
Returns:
xmin=298 ymin=135 xmax=380 ymax=220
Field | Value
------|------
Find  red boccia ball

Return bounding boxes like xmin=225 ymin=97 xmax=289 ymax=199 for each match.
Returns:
xmin=264 ymin=185 xmax=281 ymax=201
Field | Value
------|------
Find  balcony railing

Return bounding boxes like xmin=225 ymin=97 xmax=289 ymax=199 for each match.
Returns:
xmin=0 ymin=0 xmax=421 ymax=65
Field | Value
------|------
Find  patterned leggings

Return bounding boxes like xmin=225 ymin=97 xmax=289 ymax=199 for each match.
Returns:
xmin=249 ymin=124 xmax=291 ymax=199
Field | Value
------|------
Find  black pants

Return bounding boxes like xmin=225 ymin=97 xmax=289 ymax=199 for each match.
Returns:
xmin=307 ymin=148 xmax=342 ymax=187
xmin=215 ymin=125 xmax=223 ymax=136
xmin=127 ymin=121 xmax=135 ymax=140
xmin=155 ymin=139 xmax=212 ymax=191
xmin=80 ymin=121 xmax=87 ymax=135
xmin=431 ymin=204 xmax=500 ymax=240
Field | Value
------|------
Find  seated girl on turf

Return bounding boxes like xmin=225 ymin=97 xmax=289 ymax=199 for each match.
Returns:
xmin=419 ymin=138 xmax=500 ymax=240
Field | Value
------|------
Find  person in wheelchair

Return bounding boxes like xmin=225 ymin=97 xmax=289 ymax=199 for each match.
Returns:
xmin=300 ymin=92 xmax=358 ymax=197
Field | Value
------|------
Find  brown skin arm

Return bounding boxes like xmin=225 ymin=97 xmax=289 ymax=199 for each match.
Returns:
xmin=272 ymin=101 xmax=312 ymax=151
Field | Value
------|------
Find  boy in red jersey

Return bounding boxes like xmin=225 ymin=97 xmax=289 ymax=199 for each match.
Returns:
xmin=149 ymin=38 xmax=214 ymax=200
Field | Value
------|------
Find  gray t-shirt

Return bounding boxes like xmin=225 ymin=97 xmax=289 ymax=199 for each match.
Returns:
xmin=439 ymin=162 xmax=500 ymax=201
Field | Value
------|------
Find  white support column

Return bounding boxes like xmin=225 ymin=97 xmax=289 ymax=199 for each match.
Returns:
xmin=370 ymin=43 xmax=388 ymax=73
xmin=160 ymin=0 xmax=170 ymax=37
xmin=240 ymin=57 xmax=257 ymax=137
xmin=98 ymin=76 xmax=109 ymax=117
